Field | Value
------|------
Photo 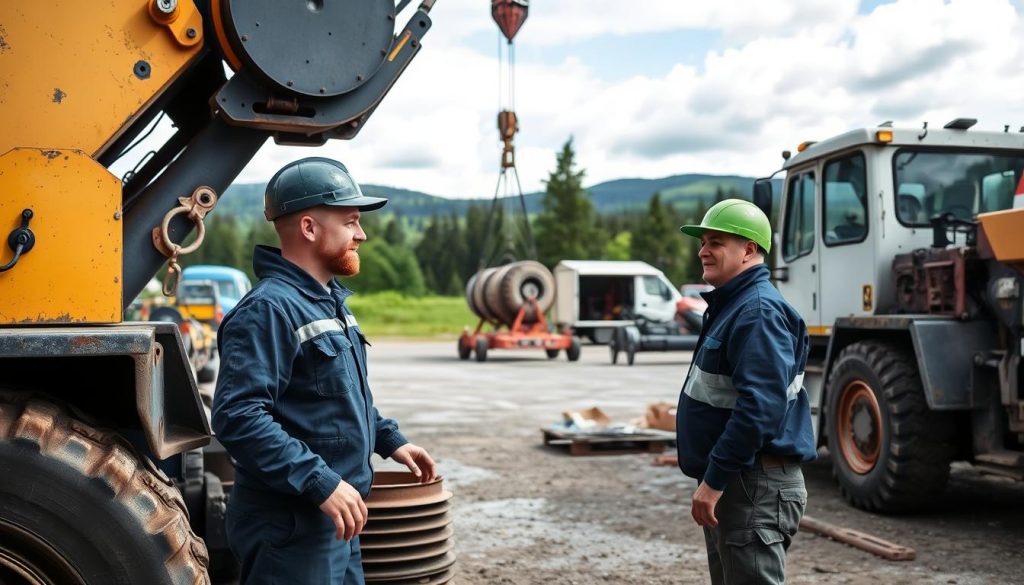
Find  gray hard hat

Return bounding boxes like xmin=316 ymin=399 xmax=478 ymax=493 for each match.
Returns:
xmin=264 ymin=157 xmax=387 ymax=221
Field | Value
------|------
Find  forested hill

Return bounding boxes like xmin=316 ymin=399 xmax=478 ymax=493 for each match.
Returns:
xmin=214 ymin=173 xmax=773 ymax=225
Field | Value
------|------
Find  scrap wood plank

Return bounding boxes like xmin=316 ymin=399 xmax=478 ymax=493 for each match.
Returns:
xmin=799 ymin=515 xmax=916 ymax=561
xmin=652 ymin=453 xmax=678 ymax=466
xmin=541 ymin=428 xmax=673 ymax=457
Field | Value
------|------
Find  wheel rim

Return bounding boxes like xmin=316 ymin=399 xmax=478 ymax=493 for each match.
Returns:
xmin=836 ymin=380 xmax=883 ymax=474
xmin=0 ymin=520 xmax=86 ymax=585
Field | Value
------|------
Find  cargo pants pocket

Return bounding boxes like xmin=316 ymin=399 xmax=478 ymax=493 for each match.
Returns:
xmin=724 ymin=527 xmax=787 ymax=585
xmin=778 ymin=486 xmax=807 ymax=537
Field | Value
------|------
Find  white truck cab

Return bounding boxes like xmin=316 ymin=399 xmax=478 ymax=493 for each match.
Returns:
xmin=754 ymin=119 xmax=1024 ymax=512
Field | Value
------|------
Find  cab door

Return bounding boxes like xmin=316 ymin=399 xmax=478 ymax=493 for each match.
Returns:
xmin=775 ymin=170 xmax=822 ymax=328
xmin=818 ymin=151 xmax=873 ymax=323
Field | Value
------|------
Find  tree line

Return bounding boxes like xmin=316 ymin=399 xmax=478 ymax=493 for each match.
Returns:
xmin=178 ymin=139 xmax=741 ymax=297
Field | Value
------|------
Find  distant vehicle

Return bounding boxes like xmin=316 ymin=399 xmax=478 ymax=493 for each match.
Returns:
xmin=181 ymin=265 xmax=252 ymax=323
xmin=553 ymin=260 xmax=683 ymax=344
xmin=680 ymin=283 xmax=713 ymax=298
xmin=176 ymin=279 xmax=223 ymax=326
xmin=677 ymin=283 xmax=712 ymax=334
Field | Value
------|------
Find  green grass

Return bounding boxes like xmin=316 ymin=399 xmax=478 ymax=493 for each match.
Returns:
xmin=346 ymin=292 xmax=477 ymax=338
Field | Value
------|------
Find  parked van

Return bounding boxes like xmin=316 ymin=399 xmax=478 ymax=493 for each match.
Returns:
xmin=552 ymin=260 xmax=683 ymax=344
xmin=181 ymin=265 xmax=252 ymax=322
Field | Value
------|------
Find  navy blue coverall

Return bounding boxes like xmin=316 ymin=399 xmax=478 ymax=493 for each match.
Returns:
xmin=212 ymin=245 xmax=407 ymax=584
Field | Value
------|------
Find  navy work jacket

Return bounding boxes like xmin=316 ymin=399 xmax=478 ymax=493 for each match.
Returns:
xmin=676 ymin=264 xmax=816 ymax=490
xmin=212 ymin=245 xmax=407 ymax=507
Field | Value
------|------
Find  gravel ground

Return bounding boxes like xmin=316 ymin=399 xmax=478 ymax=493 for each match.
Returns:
xmin=361 ymin=340 xmax=1024 ymax=585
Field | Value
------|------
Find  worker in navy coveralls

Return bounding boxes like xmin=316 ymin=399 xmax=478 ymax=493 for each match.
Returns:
xmin=676 ymin=199 xmax=816 ymax=585
xmin=212 ymin=157 xmax=437 ymax=584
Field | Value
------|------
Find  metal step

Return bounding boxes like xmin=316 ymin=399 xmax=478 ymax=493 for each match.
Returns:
xmin=975 ymin=450 xmax=1024 ymax=468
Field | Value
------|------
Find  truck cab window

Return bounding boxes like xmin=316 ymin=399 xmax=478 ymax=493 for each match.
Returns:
xmin=643 ymin=276 xmax=663 ymax=296
xmin=782 ymin=171 xmax=816 ymax=261
xmin=823 ymin=153 xmax=868 ymax=246
xmin=893 ymin=149 xmax=1024 ymax=225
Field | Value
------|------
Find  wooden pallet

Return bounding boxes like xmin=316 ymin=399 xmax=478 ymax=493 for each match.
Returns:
xmin=541 ymin=428 xmax=675 ymax=457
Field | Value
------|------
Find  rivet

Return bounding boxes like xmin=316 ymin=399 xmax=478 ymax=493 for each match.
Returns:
xmin=186 ymin=27 xmax=197 ymax=39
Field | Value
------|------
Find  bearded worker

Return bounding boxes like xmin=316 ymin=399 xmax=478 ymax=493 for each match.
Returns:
xmin=212 ymin=157 xmax=436 ymax=584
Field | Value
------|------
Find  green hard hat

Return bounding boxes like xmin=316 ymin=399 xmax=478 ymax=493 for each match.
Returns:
xmin=264 ymin=157 xmax=387 ymax=221
xmin=680 ymin=199 xmax=772 ymax=253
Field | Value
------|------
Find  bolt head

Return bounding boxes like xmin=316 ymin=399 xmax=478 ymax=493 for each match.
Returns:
xmin=186 ymin=27 xmax=197 ymax=39
xmin=156 ymin=0 xmax=177 ymax=14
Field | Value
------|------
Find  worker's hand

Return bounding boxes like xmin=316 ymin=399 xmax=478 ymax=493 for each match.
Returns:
xmin=691 ymin=481 xmax=723 ymax=527
xmin=318 ymin=480 xmax=367 ymax=541
xmin=391 ymin=443 xmax=437 ymax=483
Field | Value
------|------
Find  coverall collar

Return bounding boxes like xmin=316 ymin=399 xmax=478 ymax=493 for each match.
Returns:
xmin=701 ymin=263 xmax=769 ymax=309
xmin=253 ymin=245 xmax=354 ymax=302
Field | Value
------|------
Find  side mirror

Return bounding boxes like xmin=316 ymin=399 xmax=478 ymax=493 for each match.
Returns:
xmin=753 ymin=179 xmax=773 ymax=217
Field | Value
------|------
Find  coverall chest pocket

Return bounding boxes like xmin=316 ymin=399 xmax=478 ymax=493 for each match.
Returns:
xmin=310 ymin=333 xmax=357 ymax=397
xmin=699 ymin=335 xmax=724 ymax=371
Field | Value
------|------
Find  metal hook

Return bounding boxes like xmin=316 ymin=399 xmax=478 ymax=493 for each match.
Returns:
xmin=917 ymin=121 xmax=929 ymax=141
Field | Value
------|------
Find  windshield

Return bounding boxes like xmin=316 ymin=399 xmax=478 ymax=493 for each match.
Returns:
xmin=893 ymin=149 xmax=1024 ymax=226
xmin=216 ymin=281 xmax=240 ymax=299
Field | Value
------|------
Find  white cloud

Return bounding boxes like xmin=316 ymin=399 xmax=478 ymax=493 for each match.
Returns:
xmin=127 ymin=0 xmax=1024 ymax=200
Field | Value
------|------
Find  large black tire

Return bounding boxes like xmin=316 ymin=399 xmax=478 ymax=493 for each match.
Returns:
xmin=458 ymin=338 xmax=472 ymax=360
xmin=566 ymin=338 xmax=581 ymax=362
xmin=468 ymin=267 xmax=500 ymax=323
xmin=0 ymin=394 xmax=210 ymax=584
xmin=483 ymin=264 xmax=517 ymax=325
xmin=825 ymin=341 xmax=956 ymax=512
xmin=475 ymin=337 xmax=489 ymax=362
xmin=496 ymin=261 xmax=556 ymax=325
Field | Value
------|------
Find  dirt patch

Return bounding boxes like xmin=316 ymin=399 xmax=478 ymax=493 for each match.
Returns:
xmin=363 ymin=341 xmax=1024 ymax=584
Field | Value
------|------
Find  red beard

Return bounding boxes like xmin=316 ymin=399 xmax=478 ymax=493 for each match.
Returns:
xmin=332 ymin=250 xmax=360 ymax=277
xmin=318 ymin=240 xmax=360 ymax=277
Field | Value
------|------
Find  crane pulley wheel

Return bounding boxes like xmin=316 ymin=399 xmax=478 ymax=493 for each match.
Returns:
xmin=217 ymin=0 xmax=396 ymax=98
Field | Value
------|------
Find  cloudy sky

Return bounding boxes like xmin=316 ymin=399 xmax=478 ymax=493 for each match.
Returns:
xmin=223 ymin=0 xmax=1024 ymax=198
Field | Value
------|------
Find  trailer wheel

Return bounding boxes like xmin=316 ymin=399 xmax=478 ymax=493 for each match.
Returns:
xmin=545 ymin=349 xmax=560 ymax=359
xmin=458 ymin=338 xmax=472 ymax=360
xmin=475 ymin=337 xmax=489 ymax=362
xmin=566 ymin=338 xmax=581 ymax=362
xmin=0 ymin=393 xmax=209 ymax=585
xmin=825 ymin=341 xmax=955 ymax=512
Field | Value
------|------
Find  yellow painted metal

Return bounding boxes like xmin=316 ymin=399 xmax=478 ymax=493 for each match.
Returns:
xmin=0 ymin=1 xmax=203 ymax=157
xmin=808 ymin=325 xmax=833 ymax=337
xmin=978 ymin=207 xmax=1024 ymax=263
xmin=0 ymin=149 xmax=122 ymax=324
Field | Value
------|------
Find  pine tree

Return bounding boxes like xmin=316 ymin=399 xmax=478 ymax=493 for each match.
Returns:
xmin=631 ymin=193 xmax=689 ymax=285
xmin=534 ymin=138 xmax=600 ymax=267
xmin=383 ymin=217 xmax=405 ymax=246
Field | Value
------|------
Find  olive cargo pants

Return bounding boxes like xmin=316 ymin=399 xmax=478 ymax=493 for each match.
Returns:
xmin=701 ymin=461 xmax=807 ymax=585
